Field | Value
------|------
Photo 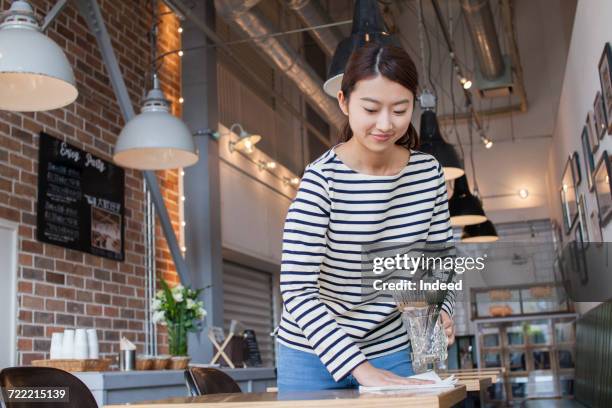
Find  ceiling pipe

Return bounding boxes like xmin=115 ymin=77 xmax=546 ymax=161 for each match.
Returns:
xmin=285 ymin=0 xmax=343 ymax=57
xmin=500 ymin=0 xmax=528 ymax=112
xmin=460 ymin=0 xmax=505 ymax=80
xmin=215 ymin=0 xmax=346 ymax=131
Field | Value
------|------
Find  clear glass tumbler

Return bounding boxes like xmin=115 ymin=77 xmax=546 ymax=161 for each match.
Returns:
xmin=401 ymin=306 xmax=448 ymax=373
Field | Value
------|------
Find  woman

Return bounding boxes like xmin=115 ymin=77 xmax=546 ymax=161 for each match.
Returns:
xmin=276 ymin=43 xmax=455 ymax=391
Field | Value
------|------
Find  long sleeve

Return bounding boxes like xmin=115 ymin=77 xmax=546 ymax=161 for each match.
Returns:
xmin=280 ymin=166 xmax=367 ymax=382
xmin=426 ymin=163 xmax=456 ymax=317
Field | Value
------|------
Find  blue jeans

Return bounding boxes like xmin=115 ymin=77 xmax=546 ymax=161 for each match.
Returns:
xmin=275 ymin=342 xmax=414 ymax=391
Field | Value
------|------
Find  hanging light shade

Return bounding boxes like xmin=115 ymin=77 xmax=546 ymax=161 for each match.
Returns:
xmin=419 ymin=109 xmax=464 ymax=181
xmin=0 ymin=1 xmax=77 ymax=111
xmin=323 ymin=0 xmax=400 ymax=97
xmin=114 ymin=77 xmax=198 ymax=170
xmin=449 ymin=175 xmax=487 ymax=226
xmin=461 ymin=220 xmax=499 ymax=242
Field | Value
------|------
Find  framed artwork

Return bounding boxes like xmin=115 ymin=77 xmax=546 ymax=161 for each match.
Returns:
xmin=598 ymin=42 xmax=612 ymax=134
xmin=586 ymin=111 xmax=599 ymax=153
xmin=593 ymin=151 xmax=612 ymax=227
xmin=560 ymin=156 xmax=578 ymax=234
xmin=573 ymin=223 xmax=588 ymax=285
xmin=578 ymin=194 xmax=589 ymax=245
xmin=594 ymin=92 xmax=607 ymax=139
xmin=590 ymin=209 xmax=603 ymax=243
xmin=572 ymin=151 xmax=582 ymax=186
xmin=581 ymin=126 xmax=596 ymax=191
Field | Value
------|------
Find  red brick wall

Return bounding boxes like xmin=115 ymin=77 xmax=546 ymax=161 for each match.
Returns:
xmin=0 ymin=0 xmax=181 ymax=364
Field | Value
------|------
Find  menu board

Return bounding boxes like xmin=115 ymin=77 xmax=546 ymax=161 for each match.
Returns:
xmin=36 ymin=132 xmax=125 ymax=261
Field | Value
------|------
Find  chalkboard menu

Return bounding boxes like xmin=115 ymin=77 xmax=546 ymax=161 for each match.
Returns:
xmin=36 ymin=132 xmax=125 ymax=261
xmin=243 ymin=329 xmax=263 ymax=367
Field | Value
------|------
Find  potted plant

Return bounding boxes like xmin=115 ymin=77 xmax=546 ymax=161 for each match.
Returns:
xmin=152 ymin=280 xmax=207 ymax=369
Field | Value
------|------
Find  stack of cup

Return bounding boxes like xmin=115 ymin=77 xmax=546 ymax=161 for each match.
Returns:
xmin=49 ymin=328 xmax=100 ymax=360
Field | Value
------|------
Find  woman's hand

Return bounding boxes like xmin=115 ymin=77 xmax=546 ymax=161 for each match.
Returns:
xmin=441 ymin=310 xmax=455 ymax=345
xmin=351 ymin=362 xmax=434 ymax=387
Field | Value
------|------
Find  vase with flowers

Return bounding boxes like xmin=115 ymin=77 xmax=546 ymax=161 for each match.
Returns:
xmin=152 ymin=280 xmax=207 ymax=367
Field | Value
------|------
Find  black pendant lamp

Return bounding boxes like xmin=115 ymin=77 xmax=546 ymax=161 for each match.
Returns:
xmin=419 ymin=109 xmax=465 ymax=181
xmin=461 ymin=220 xmax=499 ymax=242
xmin=449 ymin=175 xmax=487 ymax=226
xmin=323 ymin=0 xmax=400 ymax=97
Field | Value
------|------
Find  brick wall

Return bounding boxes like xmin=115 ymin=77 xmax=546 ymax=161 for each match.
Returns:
xmin=0 ymin=0 xmax=181 ymax=364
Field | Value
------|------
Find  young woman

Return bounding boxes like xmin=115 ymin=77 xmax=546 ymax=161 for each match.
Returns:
xmin=276 ymin=43 xmax=455 ymax=391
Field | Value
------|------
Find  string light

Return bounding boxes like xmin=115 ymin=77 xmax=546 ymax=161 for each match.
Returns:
xmin=178 ymin=26 xmax=183 ymax=34
xmin=178 ymin=50 xmax=184 ymax=57
xmin=460 ymin=77 xmax=472 ymax=90
xmin=178 ymin=97 xmax=184 ymax=104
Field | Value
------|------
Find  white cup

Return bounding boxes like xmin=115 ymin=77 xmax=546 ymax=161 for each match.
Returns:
xmin=61 ymin=329 xmax=75 ymax=359
xmin=86 ymin=329 xmax=99 ymax=359
xmin=74 ymin=329 xmax=89 ymax=359
xmin=50 ymin=332 xmax=63 ymax=360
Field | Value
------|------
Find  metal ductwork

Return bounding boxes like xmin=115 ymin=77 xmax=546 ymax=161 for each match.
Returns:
xmin=286 ymin=0 xmax=343 ymax=57
xmin=461 ymin=0 xmax=504 ymax=80
xmin=215 ymin=0 xmax=345 ymax=131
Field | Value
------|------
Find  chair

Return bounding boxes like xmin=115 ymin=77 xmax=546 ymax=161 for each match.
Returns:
xmin=0 ymin=366 xmax=98 ymax=408
xmin=184 ymin=367 xmax=242 ymax=396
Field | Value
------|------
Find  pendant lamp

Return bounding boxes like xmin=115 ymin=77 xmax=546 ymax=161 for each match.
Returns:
xmin=449 ymin=175 xmax=487 ymax=226
xmin=114 ymin=76 xmax=198 ymax=170
xmin=323 ymin=0 xmax=400 ymax=97
xmin=0 ymin=1 xmax=78 ymax=111
xmin=419 ymin=109 xmax=464 ymax=181
xmin=461 ymin=220 xmax=499 ymax=242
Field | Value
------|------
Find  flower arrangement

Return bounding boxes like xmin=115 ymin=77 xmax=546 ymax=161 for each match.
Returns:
xmin=151 ymin=280 xmax=207 ymax=356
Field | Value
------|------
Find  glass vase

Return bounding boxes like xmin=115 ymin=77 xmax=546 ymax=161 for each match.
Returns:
xmin=167 ymin=322 xmax=188 ymax=356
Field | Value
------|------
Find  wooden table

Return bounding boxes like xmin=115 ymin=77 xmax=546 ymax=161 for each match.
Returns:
xmin=442 ymin=370 xmax=500 ymax=407
xmin=105 ymin=386 xmax=467 ymax=408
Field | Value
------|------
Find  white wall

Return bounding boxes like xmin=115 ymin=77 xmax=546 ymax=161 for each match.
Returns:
xmin=546 ymin=0 xmax=612 ymax=314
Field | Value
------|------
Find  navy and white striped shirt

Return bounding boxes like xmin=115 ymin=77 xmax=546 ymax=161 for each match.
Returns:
xmin=277 ymin=147 xmax=454 ymax=382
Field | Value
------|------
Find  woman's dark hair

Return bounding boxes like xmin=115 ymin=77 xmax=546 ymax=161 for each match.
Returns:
xmin=339 ymin=43 xmax=419 ymax=149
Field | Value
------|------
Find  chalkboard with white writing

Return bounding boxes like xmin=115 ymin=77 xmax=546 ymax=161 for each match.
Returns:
xmin=36 ymin=132 xmax=125 ymax=261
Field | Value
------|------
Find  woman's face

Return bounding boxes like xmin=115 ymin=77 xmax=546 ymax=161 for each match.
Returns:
xmin=338 ymin=75 xmax=415 ymax=153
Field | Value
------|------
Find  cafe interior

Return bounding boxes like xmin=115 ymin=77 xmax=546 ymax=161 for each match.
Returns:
xmin=0 ymin=0 xmax=611 ymax=407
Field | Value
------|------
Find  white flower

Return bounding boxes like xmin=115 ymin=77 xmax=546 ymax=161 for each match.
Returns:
xmin=196 ymin=307 xmax=207 ymax=320
xmin=156 ymin=289 xmax=164 ymax=298
xmin=186 ymin=298 xmax=196 ymax=309
xmin=152 ymin=299 xmax=162 ymax=311
xmin=152 ymin=310 xmax=166 ymax=324
xmin=172 ymin=290 xmax=184 ymax=303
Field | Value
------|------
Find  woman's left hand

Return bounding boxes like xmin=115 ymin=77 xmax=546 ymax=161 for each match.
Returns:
xmin=440 ymin=311 xmax=455 ymax=345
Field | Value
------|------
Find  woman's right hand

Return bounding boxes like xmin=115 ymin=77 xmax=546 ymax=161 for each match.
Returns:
xmin=351 ymin=361 xmax=434 ymax=387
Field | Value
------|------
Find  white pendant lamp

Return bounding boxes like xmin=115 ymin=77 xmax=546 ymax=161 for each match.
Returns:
xmin=0 ymin=1 xmax=78 ymax=111
xmin=114 ymin=76 xmax=198 ymax=170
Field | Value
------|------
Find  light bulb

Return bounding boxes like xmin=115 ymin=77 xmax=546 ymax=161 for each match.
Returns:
xmin=290 ymin=177 xmax=300 ymax=186
xmin=178 ymin=50 xmax=184 ymax=57
xmin=181 ymin=221 xmax=186 ymax=227
xmin=518 ymin=189 xmax=529 ymax=199
xmin=178 ymin=97 xmax=184 ymax=104
xmin=266 ymin=161 xmax=277 ymax=170
xmin=483 ymin=138 xmax=493 ymax=149
xmin=181 ymin=196 xmax=185 ymax=202
xmin=178 ymin=27 xmax=183 ymax=33
xmin=462 ymin=80 xmax=472 ymax=90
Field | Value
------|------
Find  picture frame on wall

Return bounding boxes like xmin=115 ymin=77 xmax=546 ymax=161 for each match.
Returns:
xmin=598 ymin=42 xmax=612 ymax=134
xmin=594 ymin=92 xmax=607 ymax=139
xmin=586 ymin=111 xmax=600 ymax=153
xmin=578 ymin=194 xmax=589 ymax=246
xmin=593 ymin=151 xmax=612 ymax=227
xmin=560 ymin=156 xmax=578 ymax=234
xmin=572 ymin=223 xmax=588 ymax=285
xmin=590 ymin=209 xmax=603 ymax=243
xmin=581 ymin=125 xmax=596 ymax=191
xmin=572 ymin=151 xmax=582 ymax=186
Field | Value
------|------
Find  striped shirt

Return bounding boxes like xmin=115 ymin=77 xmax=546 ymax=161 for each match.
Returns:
xmin=277 ymin=147 xmax=454 ymax=382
